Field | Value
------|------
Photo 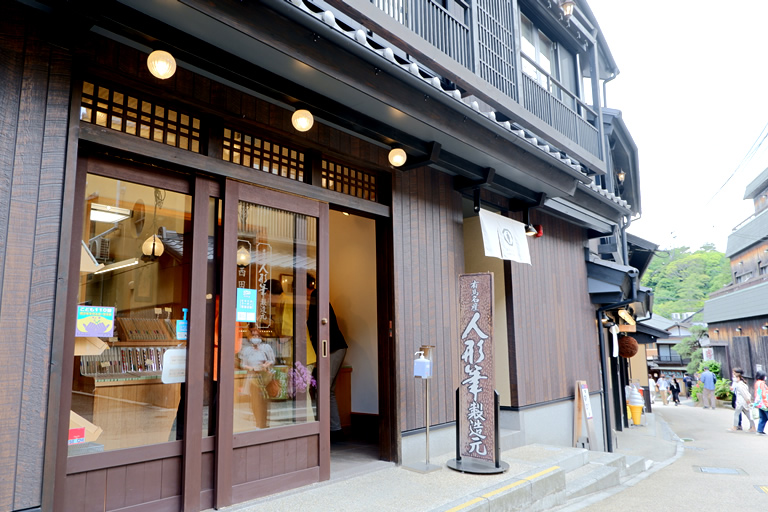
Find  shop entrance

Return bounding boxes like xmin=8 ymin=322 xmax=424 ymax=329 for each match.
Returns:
xmin=326 ymin=210 xmax=385 ymax=471
xmin=58 ymin=157 xmax=333 ymax=511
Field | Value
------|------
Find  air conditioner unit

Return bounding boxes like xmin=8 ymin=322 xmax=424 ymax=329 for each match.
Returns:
xmin=90 ymin=238 xmax=110 ymax=261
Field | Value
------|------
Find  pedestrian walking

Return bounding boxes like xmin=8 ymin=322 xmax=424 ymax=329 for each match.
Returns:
xmin=699 ymin=366 xmax=717 ymax=409
xmin=658 ymin=374 xmax=670 ymax=405
xmin=752 ymin=371 xmax=768 ymax=435
xmin=647 ymin=374 xmax=656 ymax=404
xmin=670 ymin=378 xmax=681 ymax=406
xmin=727 ymin=368 xmax=755 ymax=432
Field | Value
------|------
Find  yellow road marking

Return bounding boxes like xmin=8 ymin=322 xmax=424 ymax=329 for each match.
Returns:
xmin=443 ymin=497 xmax=483 ymax=512
xmin=444 ymin=466 xmax=560 ymax=511
xmin=761 ymin=486 xmax=768 ymax=494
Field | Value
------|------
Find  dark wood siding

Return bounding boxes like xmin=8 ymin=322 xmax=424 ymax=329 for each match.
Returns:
xmin=507 ymin=210 xmax=601 ymax=406
xmin=731 ymin=336 xmax=754 ymax=379
xmin=392 ymin=167 xmax=464 ymax=431
xmin=65 ymin=457 xmax=182 ymax=512
xmin=0 ymin=4 xmax=72 ymax=510
xmin=710 ymin=319 xmax=768 ymax=377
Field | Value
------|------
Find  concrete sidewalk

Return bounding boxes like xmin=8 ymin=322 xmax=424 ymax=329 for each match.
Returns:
xmin=219 ymin=407 xmax=682 ymax=512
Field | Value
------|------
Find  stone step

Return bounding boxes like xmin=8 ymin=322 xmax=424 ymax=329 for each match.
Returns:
xmin=621 ymin=454 xmax=647 ymax=478
xmin=564 ymin=462 xmax=620 ymax=500
xmin=430 ymin=464 xmax=566 ymax=512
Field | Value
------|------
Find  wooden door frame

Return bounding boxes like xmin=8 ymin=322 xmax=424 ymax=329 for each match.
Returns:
xmin=52 ymin=152 xmax=217 ymax=511
xmin=215 ymin=179 xmax=330 ymax=508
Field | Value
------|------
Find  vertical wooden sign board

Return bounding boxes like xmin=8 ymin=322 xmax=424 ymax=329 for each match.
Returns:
xmin=448 ymin=272 xmax=509 ymax=474
xmin=573 ymin=380 xmax=596 ymax=450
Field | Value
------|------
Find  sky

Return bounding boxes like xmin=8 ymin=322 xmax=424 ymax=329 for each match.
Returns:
xmin=586 ymin=1 xmax=768 ymax=252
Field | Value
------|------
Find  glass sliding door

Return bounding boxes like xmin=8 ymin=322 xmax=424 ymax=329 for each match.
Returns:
xmin=233 ymin=202 xmax=318 ymax=432
xmin=217 ymin=179 xmax=329 ymax=507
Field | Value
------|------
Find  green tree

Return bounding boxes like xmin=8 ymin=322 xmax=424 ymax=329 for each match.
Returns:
xmin=673 ymin=325 xmax=707 ymax=374
xmin=640 ymin=245 xmax=730 ymax=319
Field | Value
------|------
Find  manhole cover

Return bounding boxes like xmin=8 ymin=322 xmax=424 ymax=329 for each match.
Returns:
xmin=699 ymin=467 xmax=741 ymax=475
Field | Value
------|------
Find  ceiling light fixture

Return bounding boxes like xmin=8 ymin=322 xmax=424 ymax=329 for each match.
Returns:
xmin=93 ymin=257 xmax=139 ymax=275
xmin=388 ymin=148 xmax=407 ymax=167
xmin=617 ymin=170 xmax=626 ymax=184
xmin=291 ymin=109 xmax=314 ymax=132
xmin=90 ymin=204 xmax=132 ymax=223
xmin=147 ymin=50 xmax=177 ymax=80
xmin=141 ymin=188 xmax=166 ymax=261
xmin=236 ymin=246 xmax=251 ymax=267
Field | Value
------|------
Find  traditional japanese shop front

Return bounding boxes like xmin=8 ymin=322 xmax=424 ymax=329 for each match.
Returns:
xmin=52 ymin=44 xmax=396 ymax=509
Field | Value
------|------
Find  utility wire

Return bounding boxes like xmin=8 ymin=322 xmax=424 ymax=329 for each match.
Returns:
xmin=663 ymin=119 xmax=768 ymax=248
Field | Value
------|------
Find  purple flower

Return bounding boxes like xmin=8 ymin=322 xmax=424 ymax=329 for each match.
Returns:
xmin=289 ymin=362 xmax=316 ymax=397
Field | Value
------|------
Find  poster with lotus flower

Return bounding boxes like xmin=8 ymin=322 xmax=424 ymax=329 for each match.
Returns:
xmin=75 ymin=306 xmax=115 ymax=337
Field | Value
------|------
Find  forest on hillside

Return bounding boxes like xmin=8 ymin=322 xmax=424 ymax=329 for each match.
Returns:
xmin=640 ymin=244 xmax=731 ymax=320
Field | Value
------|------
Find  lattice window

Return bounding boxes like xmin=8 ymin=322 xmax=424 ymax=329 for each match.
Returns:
xmin=321 ymin=160 xmax=376 ymax=201
xmin=476 ymin=0 xmax=516 ymax=99
xmin=80 ymin=81 xmax=202 ymax=153
xmin=222 ymin=128 xmax=305 ymax=182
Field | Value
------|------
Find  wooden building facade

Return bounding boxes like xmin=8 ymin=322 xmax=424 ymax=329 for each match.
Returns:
xmin=705 ymin=167 xmax=768 ymax=379
xmin=0 ymin=0 xmax=649 ymax=510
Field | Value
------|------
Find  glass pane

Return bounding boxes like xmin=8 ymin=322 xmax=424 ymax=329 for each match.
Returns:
xmin=234 ymin=201 xmax=317 ymax=432
xmin=69 ymin=175 xmax=192 ymax=456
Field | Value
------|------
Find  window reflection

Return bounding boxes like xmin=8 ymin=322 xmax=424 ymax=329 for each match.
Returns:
xmin=234 ymin=201 xmax=317 ymax=432
xmin=69 ymin=174 xmax=192 ymax=456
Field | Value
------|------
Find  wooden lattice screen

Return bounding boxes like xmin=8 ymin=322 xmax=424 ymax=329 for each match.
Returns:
xmin=320 ymin=159 xmax=377 ymax=201
xmin=475 ymin=0 xmax=516 ymax=99
xmin=222 ymin=128 xmax=305 ymax=182
xmin=80 ymin=81 xmax=202 ymax=153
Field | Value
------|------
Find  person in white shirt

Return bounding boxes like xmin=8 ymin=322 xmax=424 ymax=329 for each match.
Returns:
xmin=657 ymin=374 xmax=670 ymax=405
xmin=647 ymin=374 xmax=656 ymax=404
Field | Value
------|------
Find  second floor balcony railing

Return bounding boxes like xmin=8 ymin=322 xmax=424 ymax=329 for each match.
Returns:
xmin=520 ymin=55 xmax=600 ymax=158
xmin=373 ymin=0 xmax=472 ymax=69
xmin=365 ymin=0 xmax=603 ymax=161
xmin=653 ymin=354 xmax=690 ymax=365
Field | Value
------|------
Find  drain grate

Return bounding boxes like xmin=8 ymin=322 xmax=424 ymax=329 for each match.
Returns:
xmin=699 ymin=467 xmax=741 ymax=475
xmin=681 ymin=438 xmax=695 ymax=442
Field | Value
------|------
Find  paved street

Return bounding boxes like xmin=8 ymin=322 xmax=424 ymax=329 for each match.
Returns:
xmin=577 ymin=397 xmax=768 ymax=511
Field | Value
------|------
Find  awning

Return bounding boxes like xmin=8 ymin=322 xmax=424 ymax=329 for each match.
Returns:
xmin=587 ymin=258 xmax=638 ymax=305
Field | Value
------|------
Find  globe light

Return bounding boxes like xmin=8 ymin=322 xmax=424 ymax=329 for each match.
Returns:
xmin=291 ymin=109 xmax=314 ymax=132
xmin=147 ymin=50 xmax=177 ymax=80
xmin=388 ymin=148 xmax=407 ymax=167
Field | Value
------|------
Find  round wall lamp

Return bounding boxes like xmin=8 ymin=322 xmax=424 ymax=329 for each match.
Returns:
xmin=147 ymin=50 xmax=177 ymax=80
xmin=291 ymin=109 xmax=314 ymax=132
xmin=388 ymin=148 xmax=407 ymax=167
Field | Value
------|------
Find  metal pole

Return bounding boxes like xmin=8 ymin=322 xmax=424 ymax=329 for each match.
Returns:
xmin=425 ymin=377 xmax=430 ymax=464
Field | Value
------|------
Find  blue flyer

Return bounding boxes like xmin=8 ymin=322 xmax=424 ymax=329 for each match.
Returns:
xmin=236 ymin=288 xmax=257 ymax=322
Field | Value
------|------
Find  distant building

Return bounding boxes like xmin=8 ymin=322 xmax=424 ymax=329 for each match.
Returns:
xmin=703 ymin=167 xmax=768 ymax=379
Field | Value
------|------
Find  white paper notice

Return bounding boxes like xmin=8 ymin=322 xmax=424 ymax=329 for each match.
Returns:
xmin=478 ymin=209 xmax=531 ymax=265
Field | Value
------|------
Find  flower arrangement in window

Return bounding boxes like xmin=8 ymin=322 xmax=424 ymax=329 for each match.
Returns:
xmin=289 ymin=362 xmax=316 ymax=397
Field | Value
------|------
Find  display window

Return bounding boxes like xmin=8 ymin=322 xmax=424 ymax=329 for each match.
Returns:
xmin=69 ymin=173 xmax=198 ymax=455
